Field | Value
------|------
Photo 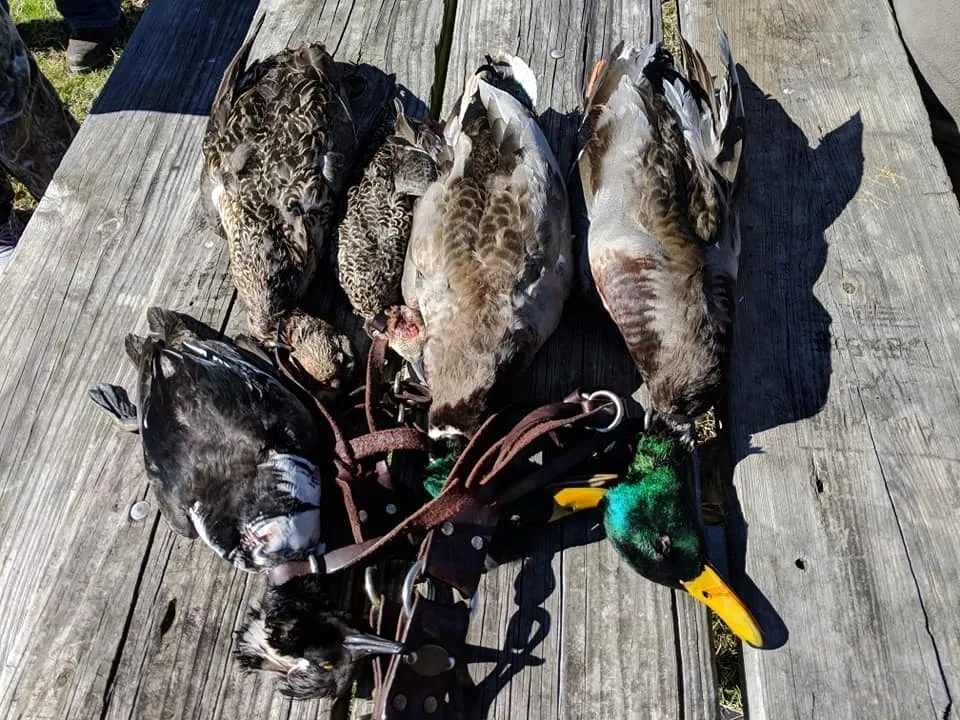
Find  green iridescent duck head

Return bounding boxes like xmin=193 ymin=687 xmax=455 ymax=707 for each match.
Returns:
xmin=556 ymin=433 xmax=763 ymax=647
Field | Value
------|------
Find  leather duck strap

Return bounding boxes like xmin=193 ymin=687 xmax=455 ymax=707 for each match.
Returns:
xmin=321 ymin=392 xmax=623 ymax=575
xmin=269 ymin=336 xmax=429 ymax=545
xmin=370 ymin=391 xmax=625 ymax=718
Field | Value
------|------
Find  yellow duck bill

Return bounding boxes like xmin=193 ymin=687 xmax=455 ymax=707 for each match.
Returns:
xmin=681 ymin=563 xmax=764 ymax=648
xmin=548 ymin=485 xmax=612 ymax=522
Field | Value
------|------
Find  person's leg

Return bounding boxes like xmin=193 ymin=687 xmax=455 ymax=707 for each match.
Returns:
xmin=892 ymin=0 xmax=960 ymax=194
xmin=0 ymin=17 xmax=78 ymax=199
xmin=55 ymin=0 xmax=123 ymax=73
xmin=0 ymin=169 xmax=22 ymax=275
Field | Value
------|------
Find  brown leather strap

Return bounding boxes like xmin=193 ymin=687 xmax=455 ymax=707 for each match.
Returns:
xmin=351 ymin=427 xmax=430 ymax=459
xmin=365 ymin=336 xmax=390 ymax=432
xmin=323 ymin=393 xmax=621 ymax=573
xmin=367 ymin=392 xmax=626 ymax=718
xmin=374 ymin=595 xmax=469 ymax=719
xmin=270 ymin=336 xmax=432 ymax=544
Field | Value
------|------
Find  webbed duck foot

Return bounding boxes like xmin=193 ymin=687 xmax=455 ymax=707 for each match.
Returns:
xmin=88 ymin=383 xmax=139 ymax=433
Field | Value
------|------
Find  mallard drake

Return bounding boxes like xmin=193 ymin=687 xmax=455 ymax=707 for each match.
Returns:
xmin=382 ymin=53 xmax=572 ymax=438
xmin=201 ymin=17 xmax=391 ymax=391
xmin=89 ymin=307 xmax=402 ymax=697
xmin=593 ymin=432 xmax=762 ymax=646
xmin=577 ymin=26 xmax=744 ymax=441
xmin=336 ymin=99 xmax=444 ymax=327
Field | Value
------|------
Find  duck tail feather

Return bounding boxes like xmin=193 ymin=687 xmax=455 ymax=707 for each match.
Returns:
xmin=146 ymin=307 xmax=220 ymax=345
xmin=474 ymin=51 xmax=538 ymax=110
xmin=124 ymin=332 xmax=148 ymax=366
xmin=209 ymin=14 xmax=265 ymax=132
xmin=88 ymin=383 xmax=139 ymax=432
xmin=715 ymin=20 xmax=745 ymax=193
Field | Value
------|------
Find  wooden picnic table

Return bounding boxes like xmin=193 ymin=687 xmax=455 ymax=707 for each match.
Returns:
xmin=0 ymin=0 xmax=957 ymax=717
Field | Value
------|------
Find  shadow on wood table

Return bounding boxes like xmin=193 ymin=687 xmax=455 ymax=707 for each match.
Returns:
xmin=725 ymin=66 xmax=865 ymax=649
xmin=90 ymin=0 xmax=259 ymax=116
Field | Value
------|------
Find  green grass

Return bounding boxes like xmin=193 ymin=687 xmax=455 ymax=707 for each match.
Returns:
xmin=712 ymin=613 xmax=745 ymax=718
xmin=7 ymin=0 xmax=146 ymax=214
xmin=661 ymin=0 xmax=680 ymax=56
xmin=10 ymin=0 xmax=146 ymax=120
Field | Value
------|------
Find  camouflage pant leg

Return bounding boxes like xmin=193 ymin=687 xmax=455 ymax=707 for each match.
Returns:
xmin=0 ymin=7 xmax=78 ymax=201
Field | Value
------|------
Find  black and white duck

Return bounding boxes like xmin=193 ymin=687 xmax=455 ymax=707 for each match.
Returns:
xmin=89 ymin=307 xmax=403 ymax=698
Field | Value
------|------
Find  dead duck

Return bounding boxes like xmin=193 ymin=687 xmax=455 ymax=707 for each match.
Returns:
xmin=577 ymin=25 xmax=744 ymax=442
xmin=235 ymin=574 xmax=404 ymax=699
xmin=89 ymin=307 xmax=330 ymax=570
xmin=201 ymin=17 xmax=391 ymax=391
xmin=379 ymin=53 xmax=572 ymax=438
xmin=89 ymin=307 xmax=403 ymax=697
xmin=335 ymin=99 xmax=444 ymax=328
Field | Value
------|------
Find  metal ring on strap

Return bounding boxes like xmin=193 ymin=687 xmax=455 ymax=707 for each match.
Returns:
xmin=364 ymin=566 xmax=380 ymax=607
xmin=586 ymin=390 xmax=625 ymax=433
xmin=402 ymin=560 xmax=424 ymax=619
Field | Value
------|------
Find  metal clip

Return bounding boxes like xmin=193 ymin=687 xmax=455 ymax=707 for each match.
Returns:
xmin=586 ymin=390 xmax=625 ymax=433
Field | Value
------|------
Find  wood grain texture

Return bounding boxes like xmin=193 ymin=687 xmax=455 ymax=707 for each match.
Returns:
xmin=444 ymin=2 xmax=719 ymax=718
xmin=0 ymin=0 xmax=443 ymax=718
xmin=680 ymin=1 xmax=960 ymax=717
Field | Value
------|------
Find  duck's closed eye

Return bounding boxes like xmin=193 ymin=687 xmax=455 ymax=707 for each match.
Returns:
xmin=654 ymin=535 xmax=672 ymax=557
xmin=320 ymin=662 xmax=333 ymax=671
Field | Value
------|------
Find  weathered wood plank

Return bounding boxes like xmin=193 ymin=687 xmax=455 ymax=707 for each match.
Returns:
xmin=0 ymin=0 xmax=443 ymax=718
xmin=0 ymin=3 xmax=253 ymax=717
xmin=680 ymin=1 xmax=960 ymax=717
xmin=445 ymin=2 xmax=720 ymax=717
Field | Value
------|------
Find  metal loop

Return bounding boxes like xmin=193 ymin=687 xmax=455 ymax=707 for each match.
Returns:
xmin=586 ymin=390 xmax=625 ymax=433
xmin=364 ymin=566 xmax=380 ymax=607
xmin=644 ymin=407 xmax=656 ymax=432
xmin=402 ymin=560 xmax=424 ymax=619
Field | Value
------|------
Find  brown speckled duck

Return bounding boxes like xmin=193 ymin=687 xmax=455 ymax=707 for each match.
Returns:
xmin=577 ymin=26 xmax=744 ymax=441
xmin=201 ymin=17 xmax=391 ymax=392
xmin=381 ymin=53 xmax=572 ymax=438
xmin=335 ymin=99 xmax=444 ymax=328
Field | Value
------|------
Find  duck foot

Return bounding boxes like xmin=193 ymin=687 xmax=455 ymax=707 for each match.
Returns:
xmin=88 ymin=383 xmax=139 ymax=433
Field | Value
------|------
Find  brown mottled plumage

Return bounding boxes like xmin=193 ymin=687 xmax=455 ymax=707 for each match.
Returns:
xmin=201 ymin=17 xmax=391 ymax=390
xmin=578 ymin=25 xmax=744 ymax=435
xmin=335 ymin=99 xmax=444 ymax=323
xmin=278 ymin=311 xmax=355 ymax=399
xmin=397 ymin=53 xmax=572 ymax=438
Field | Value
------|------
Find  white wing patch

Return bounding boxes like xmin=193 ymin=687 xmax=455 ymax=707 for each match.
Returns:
xmin=189 ymin=502 xmax=229 ymax=559
xmin=264 ymin=453 xmax=322 ymax=505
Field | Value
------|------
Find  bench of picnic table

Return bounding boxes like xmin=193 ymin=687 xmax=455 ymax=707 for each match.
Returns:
xmin=0 ymin=0 xmax=957 ymax=718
